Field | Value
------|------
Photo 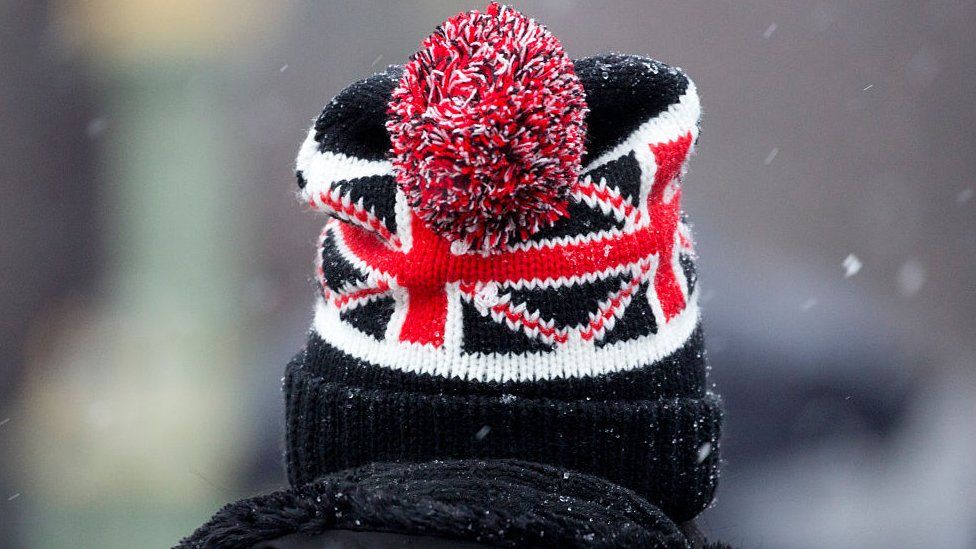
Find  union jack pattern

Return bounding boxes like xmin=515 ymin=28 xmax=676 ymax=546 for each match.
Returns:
xmin=269 ymin=7 xmax=725 ymax=530
xmin=295 ymin=56 xmax=702 ymax=383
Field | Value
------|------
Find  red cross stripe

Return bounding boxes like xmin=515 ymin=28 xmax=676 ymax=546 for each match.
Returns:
xmin=331 ymin=132 xmax=695 ymax=348
xmin=649 ymin=131 xmax=694 ymax=320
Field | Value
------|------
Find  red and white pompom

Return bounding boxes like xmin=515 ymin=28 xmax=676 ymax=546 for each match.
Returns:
xmin=387 ymin=2 xmax=587 ymax=253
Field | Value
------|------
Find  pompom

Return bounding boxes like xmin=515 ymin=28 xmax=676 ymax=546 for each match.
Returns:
xmin=387 ymin=2 xmax=587 ymax=253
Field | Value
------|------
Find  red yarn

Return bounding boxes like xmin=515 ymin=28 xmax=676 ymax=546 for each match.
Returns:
xmin=387 ymin=2 xmax=587 ymax=253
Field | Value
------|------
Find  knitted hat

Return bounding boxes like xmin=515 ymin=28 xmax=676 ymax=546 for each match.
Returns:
xmin=183 ymin=4 xmax=723 ymax=547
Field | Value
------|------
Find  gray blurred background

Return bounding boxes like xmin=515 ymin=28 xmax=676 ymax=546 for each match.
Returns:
xmin=1 ymin=1 xmax=974 ymax=547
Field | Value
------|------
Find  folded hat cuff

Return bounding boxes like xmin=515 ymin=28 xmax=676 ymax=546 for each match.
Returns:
xmin=284 ymin=351 xmax=722 ymax=523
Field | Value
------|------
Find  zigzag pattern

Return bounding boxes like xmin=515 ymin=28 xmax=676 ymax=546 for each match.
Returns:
xmin=299 ymin=51 xmax=704 ymax=378
xmin=309 ymin=187 xmax=400 ymax=248
xmin=459 ymin=258 xmax=654 ymax=346
xmin=572 ymin=175 xmax=642 ymax=225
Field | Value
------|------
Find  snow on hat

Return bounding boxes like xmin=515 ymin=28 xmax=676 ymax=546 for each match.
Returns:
xmin=183 ymin=5 xmax=727 ymax=547
xmin=289 ymin=2 xmax=721 ymax=524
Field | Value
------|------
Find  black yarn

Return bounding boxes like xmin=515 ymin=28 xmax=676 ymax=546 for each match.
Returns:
xmin=680 ymin=254 xmax=698 ymax=297
xmin=177 ymin=459 xmax=698 ymax=549
xmin=318 ymin=230 xmax=368 ymax=291
xmin=332 ymin=174 xmax=398 ymax=233
xmin=299 ymin=327 xmax=708 ymax=402
xmin=339 ymin=297 xmax=396 ymax=340
xmin=312 ymin=66 xmax=402 ymax=161
xmin=506 ymin=273 xmax=630 ymax=328
xmin=284 ymin=338 xmax=722 ymax=523
xmin=597 ymin=282 xmax=658 ymax=347
xmin=460 ymin=298 xmax=556 ymax=355
xmin=523 ymin=198 xmax=627 ymax=246
xmin=585 ymin=152 xmax=642 ymax=201
xmin=575 ymin=54 xmax=690 ymax=163
xmin=306 ymin=55 xmax=690 ymax=168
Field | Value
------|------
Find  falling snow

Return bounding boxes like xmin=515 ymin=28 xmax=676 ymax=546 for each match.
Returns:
xmin=475 ymin=425 xmax=491 ymax=440
xmin=800 ymin=297 xmax=818 ymax=312
xmin=764 ymin=148 xmax=779 ymax=165
xmin=811 ymin=3 xmax=838 ymax=31
xmin=88 ymin=401 xmax=113 ymax=431
xmin=957 ymin=188 xmax=974 ymax=205
xmin=763 ymin=22 xmax=778 ymax=39
xmin=696 ymin=442 xmax=713 ymax=464
xmin=907 ymin=48 xmax=940 ymax=88
xmin=279 ymin=64 xmax=289 ymax=72
xmin=86 ymin=117 xmax=107 ymax=137
xmin=897 ymin=260 xmax=927 ymax=297
xmin=475 ymin=284 xmax=499 ymax=308
xmin=843 ymin=254 xmax=862 ymax=278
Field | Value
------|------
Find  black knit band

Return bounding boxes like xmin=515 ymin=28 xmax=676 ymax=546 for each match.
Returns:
xmin=284 ymin=337 xmax=722 ymax=523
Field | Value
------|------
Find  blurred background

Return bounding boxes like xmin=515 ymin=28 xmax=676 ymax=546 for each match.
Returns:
xmin=1 ymin=1 xmax=974 ymax=547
